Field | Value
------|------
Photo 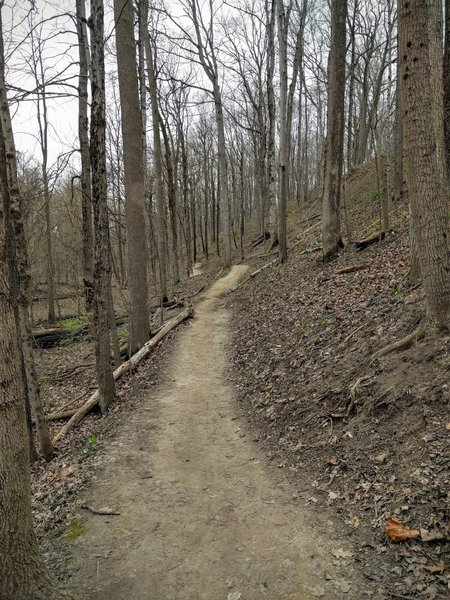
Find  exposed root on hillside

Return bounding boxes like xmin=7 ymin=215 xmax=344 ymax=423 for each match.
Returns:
xmin=371 ymin=318 xmax=426 ymax=362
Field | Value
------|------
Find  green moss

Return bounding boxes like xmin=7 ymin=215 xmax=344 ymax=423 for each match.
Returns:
xmin=66 ymin=519 xmax=86 ymax=542
xmin=362 ymin=187 xmax=379 ymax=206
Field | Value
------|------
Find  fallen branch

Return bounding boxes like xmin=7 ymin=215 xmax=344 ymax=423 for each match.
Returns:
xmin=251 ymin=231 xmax=270 ymax=247
xmin=335 ymin=263 xmax=370 ymax=275
xmin=299 ymin=213 xmax=320 ymax=224
xmin=344 ymin=322 xmax=369 ymax=344
xmin=250 ymin=258 xmax=279 ymax=278
xmin=290 ymin=221 xmax=322 ymax=251
xmin=45 ymin=362 xmax=95 ymax=382
xmin=299 ymin=246 xmax=322 ymax=255
xmin=54 ymin=306 xmax=194 ymax=442
xmin=230 ymin=258 xmax=279 ymax=293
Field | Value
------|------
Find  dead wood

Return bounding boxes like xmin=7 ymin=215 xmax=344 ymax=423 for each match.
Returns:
xmin=347 ymin=375 xmax=373 ymax=416
xmin=250 ymin=258 xmax=279 ymax=277
xmin=53 ymin=306 xmax=194 ymax=442
xmin=335 ymin=263 xmax=370 ymax=275
xmin=299 ymin=246 xmax=322 ymax=255
xmin=81 ymin=504 xmax=120 ymax=516
xmin=354 ymin=231 xmax=386 ymax=250
xmin=371 ymin=320 xmax=426 ymax=362
xmin=299 ymin=213 xmax=320 ymax=224
xmin=344 ymin=322 xmax=369 ymax=344
xmin=290 ymin=221 xmax=322 ymax=251
xmin=46 ymin=409 xmax=79 ymax=421
xmin=189 ymin=285 xmax=205 ymax=299
xmin=251 ymin=231 xmax=270 ymax=247
xmin=230 ymin=258 xmax=279 ymax=293
xmin=45 ymin=362 xmax=95 ymax=382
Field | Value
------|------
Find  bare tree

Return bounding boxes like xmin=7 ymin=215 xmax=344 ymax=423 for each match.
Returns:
xmin=76 ymin=0 xmax=94 ymax=311
xmin=0 ymin=24 xmax=53 ymax=460
xmin=114 ymin=0 xmax=150 ymax=352
xmin=399 ymin=0 xmax=450 ymax=329
xmin=90 ymin=0 xmax=116 ymax=411
xmin=143 ymin=0 xmax=168 ymax=301
xmin=322 ymin=0 xmax=347 ymax=261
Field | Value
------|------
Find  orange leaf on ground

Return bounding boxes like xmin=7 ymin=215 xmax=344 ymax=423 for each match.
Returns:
xmin=385 ymin=517 xmax=420 ymax=542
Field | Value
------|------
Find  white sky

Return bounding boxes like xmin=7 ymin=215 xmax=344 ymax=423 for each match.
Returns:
xmin=3 ymin=0 xmax=118 ymax=166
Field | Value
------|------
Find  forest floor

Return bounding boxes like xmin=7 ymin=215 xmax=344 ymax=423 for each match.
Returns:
xmin=226 ymin=210 xmax=449 ymax=597
xmin=45 ymin=265 xmax=372 ymax=600
xmin=31 ymin=160 xmax=448 ymax=599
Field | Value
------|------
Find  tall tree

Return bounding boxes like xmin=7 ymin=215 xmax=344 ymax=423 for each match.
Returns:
xmin=0 ymin=22 xmax=53 ymax=460
xmin=143 ymin=0 xmax=168 ymax=302
xmin=0 ymin=8 xmax=72 ymax=595
xmin=444 ymin=0 xmax=450 ymax=177
xmin=76 ymin=0 xmax=94 ymax=311
xmin=277 ymin=0 xmax=288 ymax=262
xmin=398 ymin=0 xmax=450 ymax=329
xmin=322 ymin=0 xmax=347 ymax=261
xmin=90 ymin=0 xmax=116 ymax=412
xmin=114 ymin=0 xmax=150 ymax=353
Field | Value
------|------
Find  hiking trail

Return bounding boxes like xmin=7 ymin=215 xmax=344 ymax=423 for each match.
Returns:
xmin=66 ymin=265 xmax=366 ymax=599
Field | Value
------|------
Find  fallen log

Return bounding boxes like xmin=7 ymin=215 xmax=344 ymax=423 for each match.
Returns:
xmin=46 ymin=409 xmax=79 ymax=421
xmin=33 ymin=315 xmax=126 ymax=348
xmin=32 ymin=327 xmax=69 ymax=348
xmin=230 ymin=258 xmax=279 ymax=293
xmin=53 ymin=306 xmax=194 ymax=442
xmin=251 ymin=231 xmax=270 ymax=247
xmin=249 ymin=258 xmax=278 ymax=278
xmin=354 ymin=231 xmax=386 ymax=250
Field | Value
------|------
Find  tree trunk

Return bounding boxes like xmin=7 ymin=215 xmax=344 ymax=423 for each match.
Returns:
xmin=214 ymin=84 xmax=232 ymax=267
xmin=322 ymin=0 xmax=347 ymax=261
xmin=0 ymin=22 xmax=53 ymax=460
xmin=277 ymin=0 xmax=288 ymax=263
xmin=266 ymin=0 xmax=277 ymax=248
xmin=444 ymin=0 xmax=450 ymax=177
xmin=114 ymin=0 xmax=150 ymax=352
xmin=399 ymin=0 xmax=450 ymax=329
xmin=143 ymin=0 xmax=168 ymax=302
xmin=90 ymin=0 xmax=116 ymax=412
xmin=160 ymin=117 xmax=180 ymax=284
xmin=0 ymin=13 xmax=73 ymax=598
xmin=76 ymin=0 xmax=94 ymax=311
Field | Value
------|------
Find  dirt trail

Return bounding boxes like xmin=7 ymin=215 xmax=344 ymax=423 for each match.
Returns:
xmin=67 ymin=266 xmax=366 ymax=599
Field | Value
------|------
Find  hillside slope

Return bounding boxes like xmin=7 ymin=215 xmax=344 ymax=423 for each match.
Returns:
xmin=228 ymin=161 xmax=449 ymax=599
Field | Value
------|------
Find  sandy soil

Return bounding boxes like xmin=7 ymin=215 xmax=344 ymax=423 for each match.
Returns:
xmin=65 ymin=266 xmax=369 ymax=599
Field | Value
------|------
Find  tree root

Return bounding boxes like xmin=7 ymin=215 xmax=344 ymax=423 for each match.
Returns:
xmin=371 ymin=320 xmax=426 ymax=362
xmin=347 ymin=375 xmax=373 ymax=416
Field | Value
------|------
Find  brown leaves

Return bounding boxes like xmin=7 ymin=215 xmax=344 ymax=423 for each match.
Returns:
xmin=385 ymin=517 xmax=420 ymax=542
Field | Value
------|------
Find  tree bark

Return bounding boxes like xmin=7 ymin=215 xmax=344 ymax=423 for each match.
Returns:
xmin=399 ymin=0 xmax=450 ymax=329
xmin=445 ymin=0 xmax=450 ymax=177
xmin=322 ymin=0 xmax=347 ymax=261
xmin=143 ymin=0 xmax=168 ymax=302
xmin=90 ymin=0 xmax=116 ymax=412
xmin=76 ymin=0 xmax=94 ymax=311
xmin=114 ymin=0 xmax=150 ymax=352
xmin=0 ymin=15 xmax=53 ymax=460
xmin=0 ymin=13 xmax=73 ymax=598
xmin=277 ymin=0 xmax=288 ymax=263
